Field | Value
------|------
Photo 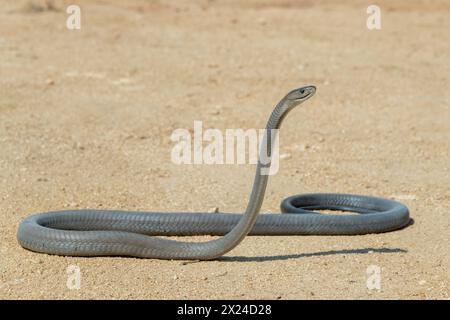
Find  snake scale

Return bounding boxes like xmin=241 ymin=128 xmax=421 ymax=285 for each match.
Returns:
xmin=17 ymin=86 xmax=410 ymax=260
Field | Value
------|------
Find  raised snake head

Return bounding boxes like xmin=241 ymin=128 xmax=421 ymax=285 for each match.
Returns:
xmin=285 ymin=85 xmax=316 ymax=103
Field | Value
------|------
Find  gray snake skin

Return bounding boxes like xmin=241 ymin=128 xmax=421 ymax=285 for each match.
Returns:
xmin=17 ymin=86 xmax=410 ymax=260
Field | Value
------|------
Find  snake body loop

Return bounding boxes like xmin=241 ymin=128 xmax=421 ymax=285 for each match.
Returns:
xmin=17 ymin=86 xmax=410 ymax=260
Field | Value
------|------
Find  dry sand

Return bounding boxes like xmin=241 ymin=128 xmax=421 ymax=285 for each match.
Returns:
xmin=0 ymin=0 xmax=449 ymax=299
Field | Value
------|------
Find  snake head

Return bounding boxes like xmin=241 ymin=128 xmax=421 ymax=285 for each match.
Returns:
xmin=268 ymin=85 xmax=317 ymax=130
xmin=285 ymin=86 xmax=316 ymax=103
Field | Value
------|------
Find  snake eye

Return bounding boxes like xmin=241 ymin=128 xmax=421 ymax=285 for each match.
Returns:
xmin=300 ymin=89 xmax=305 ymax=95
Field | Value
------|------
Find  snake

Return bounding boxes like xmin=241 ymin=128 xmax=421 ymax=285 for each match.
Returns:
xmin=17 ymin=86 xmax=410 ymax=260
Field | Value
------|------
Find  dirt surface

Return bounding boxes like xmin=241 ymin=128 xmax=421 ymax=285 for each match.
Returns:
xmin=0 ymin=0 xmax=449 ymax=299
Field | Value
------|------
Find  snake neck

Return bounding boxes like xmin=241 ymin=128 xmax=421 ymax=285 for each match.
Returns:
xmin=203 ymin=88 xmax=315 ymax=259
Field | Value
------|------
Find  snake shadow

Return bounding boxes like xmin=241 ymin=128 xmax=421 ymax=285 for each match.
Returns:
xmin=219 ymin=219 xmax=415 ymax=262
xmin=219 ymin=247 xmax=408 ymax=262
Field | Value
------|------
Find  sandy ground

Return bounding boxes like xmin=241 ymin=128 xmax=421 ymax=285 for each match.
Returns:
xmin=0 ymin=0 xmax=449 ymax=299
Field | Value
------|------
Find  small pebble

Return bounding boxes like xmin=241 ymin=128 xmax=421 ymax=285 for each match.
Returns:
xmin=290 ymin=144 xmax=308 ymax=151
xmin=209 ymin=106 xmax=222 ymax=115
xmin=391 ymin=194 xmax=417 ymax=201
xmin=63 ymin=202 xmax=78 ymax=208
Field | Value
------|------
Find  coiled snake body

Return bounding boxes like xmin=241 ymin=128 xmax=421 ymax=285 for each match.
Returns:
xmin=17 ymin=86 xmax=410 ymax=260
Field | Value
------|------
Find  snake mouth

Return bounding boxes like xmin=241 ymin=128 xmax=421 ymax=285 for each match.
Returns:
xmin=298 ymin=86 xmax=316 ymax=98
xmin=288 ymin=85 xmax=316 ymax=101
